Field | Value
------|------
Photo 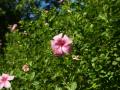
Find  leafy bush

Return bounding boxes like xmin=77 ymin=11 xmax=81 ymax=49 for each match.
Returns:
xmin=0 ymin=0 xmax=120 ymax=89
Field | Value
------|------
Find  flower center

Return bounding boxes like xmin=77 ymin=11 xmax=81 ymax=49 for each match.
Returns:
xmin=56 ymin=39 xmax=65 ymax=46
xmin=1 ymin=77 xmax=8 ymax=82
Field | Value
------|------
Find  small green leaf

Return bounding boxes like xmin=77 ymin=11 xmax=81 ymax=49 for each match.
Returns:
xmin=32 ymin=81 xmax=39 ymax=86
xmin=55 ymin=86 xmax=62 ymax=90
xmin=116 ymin=57 xmax=120 ymax=61
xmin=30 ymin=72 xmax=35 ymax=81
xmin=71 ymin=82 xmax=77 ymax=90
xmin=112 ymin=61 xmax=118 ymax=66
xmin=66 ymin=82 xmax=77 ymax=90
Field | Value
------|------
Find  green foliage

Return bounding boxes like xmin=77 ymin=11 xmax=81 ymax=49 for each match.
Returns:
xmin=0 ymin=0 xmax=120 ymax=89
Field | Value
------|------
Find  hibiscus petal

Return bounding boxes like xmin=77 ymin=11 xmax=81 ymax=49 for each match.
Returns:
xmin=54 ymin=47 xmax=63 ymax=56
xmin=1 ymin=74 xmax=9 ymax=81
xmin=53 ymin=33 xmax=63 ymax=40
xmin=8 ymin=76 xmax=14 ymax=80
xmin=51 ymin=40 xmax=60 ymax=50
xmin=2 ymin=74 xmax=8 ymax=77
xmin=63 ymin=35 xmax=72 ymax=45
xmin=4 ymin=81 xmax=11 ymax=88
xmin=0 ymin=83 xmax=4 ymax=89
xmin=62 ymin=45 xmax=71 ymax=54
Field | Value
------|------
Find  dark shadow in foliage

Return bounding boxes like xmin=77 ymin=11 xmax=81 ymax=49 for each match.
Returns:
xmin=0 ymin=0 xmax=21 ymax=56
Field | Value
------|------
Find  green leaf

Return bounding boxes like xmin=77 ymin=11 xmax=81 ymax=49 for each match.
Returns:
xmin=55 ymin=86 xmax=62 ymax=90
xmin=29 ymin=72 xmax=35 ymax=81
xmin=112 ymin=61 xmax=118 ymax=66
xmin=116 ymin=57 xmax=120 ymax=61
xmin=32 ymin=81 xmax=39 ymax=86
xmin=66 ymin=82 xmax=77 ymax=90
xmin=71 ymin=82 xmax=77 ymax=90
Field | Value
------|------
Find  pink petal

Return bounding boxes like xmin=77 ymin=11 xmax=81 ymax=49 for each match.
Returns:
xmin=0 ymin=76 xmax=2 ymax=80
xmin=4 ymin=81 xmax=11 ymax=88
xmin=2 ymin=74 xmax=8 ymax=77
xmin=53 ymin=33 xmax=63 ymax=40
xmin=1 ymin=74 xmax=9 ymax=80
xmin=54 ymin=47 xmax=63 ymax=56
xmin=0 ymin=82 xmax=4 ymax=89
xmin=63 ymin=35 xmax=72 ymax=45
xmin=62 ymin=45 xmax=71 ymax=54
xmin=51 ymin=40 xmax=60 ymax=50
xmin=8 ymin=76 xmax=14 ymax=81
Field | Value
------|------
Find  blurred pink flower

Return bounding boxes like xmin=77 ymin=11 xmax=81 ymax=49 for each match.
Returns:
xmin=8 ymin=24 xmax=17 ymax=32
xmin=51 ymin=33 xmax=72 ymax=56
xmin=0 ymin=74 xmax=14 ymax=89
xmin=58 ymin=0 xmax=64 ymax=3
xmin=22 ymin=64 xmax=30 ymax=72
xmin=11 ymin=24 xmax=17 ymax=31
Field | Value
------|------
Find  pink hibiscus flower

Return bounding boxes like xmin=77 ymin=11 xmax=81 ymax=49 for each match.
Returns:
xmin=51 ymin=33 xmax=72 ymax=56
xmin=0 ymin=74 xmax=14 ymax=89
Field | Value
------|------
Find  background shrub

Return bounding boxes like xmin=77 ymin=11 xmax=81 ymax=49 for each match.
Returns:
xmin=0 ymin=0 xmax=120 ymax=89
